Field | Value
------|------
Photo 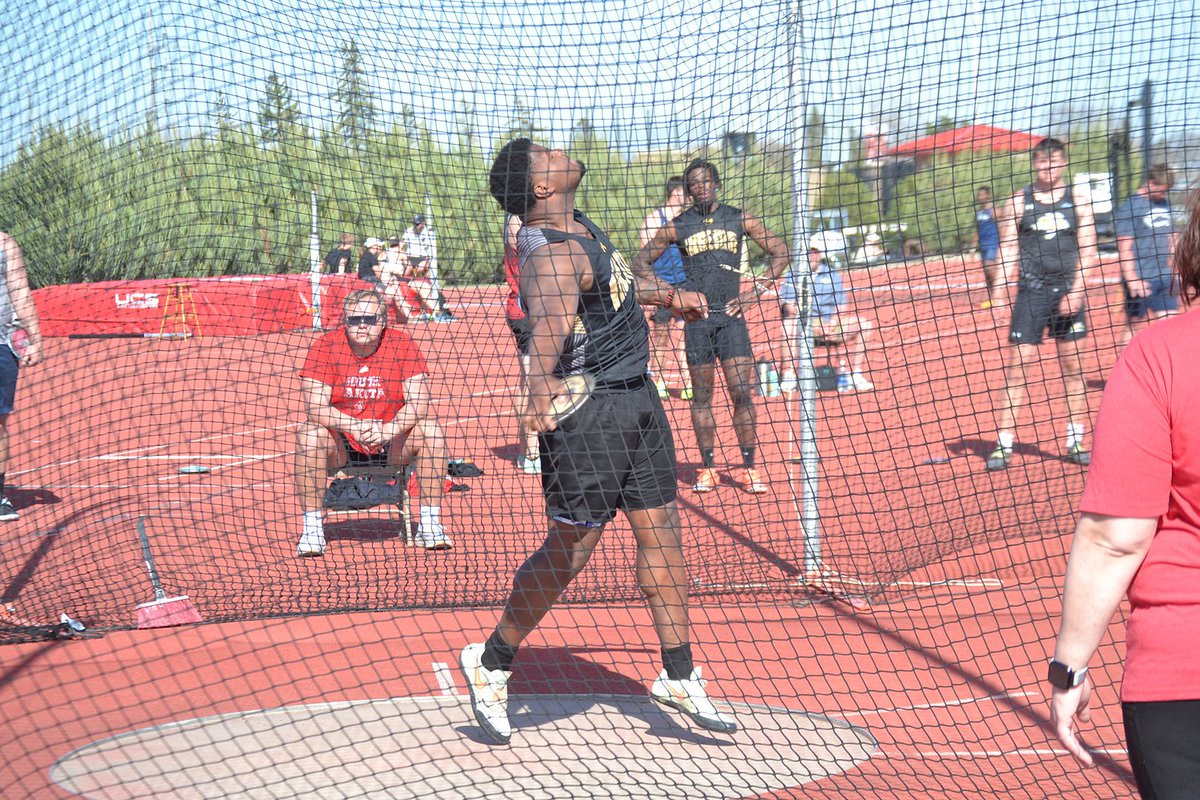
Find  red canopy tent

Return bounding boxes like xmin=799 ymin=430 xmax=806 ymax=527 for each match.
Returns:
xmin=887 ymin=125 xmax=1043 ymax=158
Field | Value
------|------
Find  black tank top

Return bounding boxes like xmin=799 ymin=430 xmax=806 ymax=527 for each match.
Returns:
xmin=1018 ymin=185 xmax=1079 ymax=280
xmin=516 ymin=211 xmax=649 ymax=385
xmin=673 ymin=204 xmax=746 ymax=316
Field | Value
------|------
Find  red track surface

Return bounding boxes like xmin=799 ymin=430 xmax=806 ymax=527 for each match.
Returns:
xmin=0 ymin=256 xmax=1138 ymax=797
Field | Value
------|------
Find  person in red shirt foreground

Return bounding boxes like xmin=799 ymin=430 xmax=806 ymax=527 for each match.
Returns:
xmin=1050 ymin=191 xmax=1200 ymax=796
xmin=295 ymin=288 xmax=450 ymax=555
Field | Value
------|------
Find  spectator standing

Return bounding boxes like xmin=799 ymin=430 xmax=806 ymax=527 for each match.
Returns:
xmin=402 ymin=215 xmax=454 ymax=322
xmin=634 ymin=159 xmax=791 ymax=495
xmin=1114 ymin=163 xmax=1178 ymax=345
xmin=985 ymin=138 xmax=1099 ymax=471
xmin=638 ymin=177 xmax=691 ymax=401
xmin=1049 ymin=191 xmax=1200 ymax=796
xmin=0 ymin=232 xmax=45 ymax=521
xmin=357 ymin=237 xmax=385 ymax=285
xmin=975 ymin=187 xmax=1001 ymax=309
xmin=323 ymin=232 xmax=356 ymax=274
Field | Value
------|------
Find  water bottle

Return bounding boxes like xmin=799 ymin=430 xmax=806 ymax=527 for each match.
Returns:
xmin=767 ymin=364 xmax=782 ymax=397
xmin=836 ymin=359 xmax=851 ymax=392
xmin=756 ymin=359 xmax=771 ymax=396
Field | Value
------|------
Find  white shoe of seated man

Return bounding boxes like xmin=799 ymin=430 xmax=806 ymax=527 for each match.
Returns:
xmin=297 ymin=511 xmax=326 ymax=557
xmin=416 ymin=508 xmax=452 ymax=551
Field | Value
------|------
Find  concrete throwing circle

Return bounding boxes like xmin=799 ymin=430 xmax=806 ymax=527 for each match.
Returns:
xmin=51 ymin=694 xmax=876 ymax=799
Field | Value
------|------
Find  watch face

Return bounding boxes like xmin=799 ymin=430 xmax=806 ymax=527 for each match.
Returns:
xmin=1047 ymin=660 xmax=1082 ymax=690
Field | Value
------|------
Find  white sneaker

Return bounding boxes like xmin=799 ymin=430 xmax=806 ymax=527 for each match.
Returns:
xmin=778 ymin=372 xmax=798 ymax=394
xmin=296 ymin=519 xmax=326 ymax=557
xmin=649 ymin=666 xmax=737 ymax=733
xmin=417 ymin=519 xmax=452 ymax=551
xmin=460 ymin=643 xmax=512 ymax=743
xmin=851 ymin=372 xmax=874 ymax=392
xmin=517 ymin=455 xmax=542 ymax=475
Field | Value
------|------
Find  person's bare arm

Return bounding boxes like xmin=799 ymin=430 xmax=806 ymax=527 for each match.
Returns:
xmin=1115 ymin=236 xmax=1145 ymax=296
xmin=637 ymin=210 xmax=662 ymax=250
xmin=302 ymin=378 xmax=370 ymax=440
xmin=991 ymin=194 xmax=1022 ymax=306
xmin=1050 ymin=512 xmax=1157 ymax=766
xmin=633 ymin=220 xmax=676 ymax=276
xmin=519 ymin=240 xmax=587 ymax=432
xmin=632 ymin=220 xmax=683 ymax=308
xmin=726 ymin=213 xmax=790 ymax=318
xmin=1 ymin=233 xmax=43 ymax=366
xmin=382 ymin=373 xmax=429 ymax=441
xmin=1064 ymin=188 xmax=1097 ymax=317
xmin=744 ymin=213 xmax=791 ymax=284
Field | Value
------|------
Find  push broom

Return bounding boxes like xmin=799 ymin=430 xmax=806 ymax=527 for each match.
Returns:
xmin=135 ymin=517 xmax=203 ymax=629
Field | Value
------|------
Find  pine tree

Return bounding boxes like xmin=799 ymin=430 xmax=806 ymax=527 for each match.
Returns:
xmin=334 ymin=38 xmax=377 ymax=149
xmin=258 ymin=72 xmax=300 ymax=145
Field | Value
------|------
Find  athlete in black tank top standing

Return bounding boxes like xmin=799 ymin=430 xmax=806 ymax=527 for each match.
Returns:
xmin=460 ymin=138 xmax=736 ymax=745
xmin=986 ymin=138 xmax=1099 ymax=471
xmin=634 ymin=160 xmax=791 ymax=495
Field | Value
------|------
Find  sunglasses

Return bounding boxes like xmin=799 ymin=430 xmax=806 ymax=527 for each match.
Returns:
xmin=345 ymin=314 xmax=381 ymax=327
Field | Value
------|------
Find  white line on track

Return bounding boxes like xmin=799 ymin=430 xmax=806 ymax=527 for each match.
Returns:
xmin=96 ymin=454 xmax=256 ymax=461
xmin=431 ymin=662 xmax=460 ymax=696
xmin=841 ymin=691 xmax=1040 ymax=719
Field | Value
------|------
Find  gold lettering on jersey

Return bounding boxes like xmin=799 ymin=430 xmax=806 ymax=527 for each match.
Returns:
xmin=683 ymin=229 xmax=741 ymax=256
xmin=608 ymin=249 xmax=633 ymax=306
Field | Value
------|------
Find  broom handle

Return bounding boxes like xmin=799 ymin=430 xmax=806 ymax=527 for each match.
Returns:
xmin=136 ymin=517 xmax=168 ymax=601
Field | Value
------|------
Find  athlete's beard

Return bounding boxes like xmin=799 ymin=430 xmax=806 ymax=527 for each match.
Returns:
xmin=693 ymin=200 xmax=716 ymax=215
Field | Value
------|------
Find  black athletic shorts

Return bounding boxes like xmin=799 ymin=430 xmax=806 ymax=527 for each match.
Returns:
xmin=1124 ymin=700 xmax=1200 ymax=799
xmin=539 ymin=376 xmax=677 ymax=526
xmin=1008 ymin=275 xmax=1088 ymax=345
xmin=684 ymin=314 xmax=753 ymax=366
xmin=507 ymin=316 xmax=533 ymax=356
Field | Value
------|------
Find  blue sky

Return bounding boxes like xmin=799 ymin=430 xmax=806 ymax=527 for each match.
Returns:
xmin=1 ymin=0 xmax=1196 ymax=164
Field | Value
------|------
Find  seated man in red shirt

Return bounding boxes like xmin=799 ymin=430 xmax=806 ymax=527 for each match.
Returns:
xmin=295 ymin=288 xmax=451 ymax=555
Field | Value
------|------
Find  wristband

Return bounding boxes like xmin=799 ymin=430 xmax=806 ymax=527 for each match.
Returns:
xmin=663 ymin=288 xmax=676 ymax=309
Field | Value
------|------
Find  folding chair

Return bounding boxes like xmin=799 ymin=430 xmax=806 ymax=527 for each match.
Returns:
xmin=323 ymin=463 xmax=414 ymax=545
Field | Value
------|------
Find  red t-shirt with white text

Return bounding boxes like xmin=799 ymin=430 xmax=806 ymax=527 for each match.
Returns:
xmin=1081 ymin=309 xmax=1200 ymax=701
xmin=300 ymin=328 xmax=427 ymax=453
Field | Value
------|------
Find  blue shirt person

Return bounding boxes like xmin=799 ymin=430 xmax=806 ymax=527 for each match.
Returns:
xmin=1113 ymin=164 xmax=1179 ymax=343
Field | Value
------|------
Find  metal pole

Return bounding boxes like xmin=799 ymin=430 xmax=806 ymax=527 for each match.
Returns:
xmin=1141 ymin=80 xmax=1153 ymax=181
xmin=310 ymin=189 xmax=322 ymax=330
xmin=788 ymin=0 xmax=821 ymax=575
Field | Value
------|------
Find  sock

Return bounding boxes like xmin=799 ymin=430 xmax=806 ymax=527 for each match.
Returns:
xmin=701 ymin=449 xmax=715 ymax=468
xmin=0 ymin=472 xmax=6 ymax=498
xmin=1066 ymin=423 xmax=1085 ymax=449
xmin=662 ymin=643 xmax=694 ymax=681
xmin=482 ymin=629 xmax=518 ymax=672
xmin=740 ymin=446 xmax=755 ymax=468
xmin=420 ymin=506 xmax=441 ymax=531
xmin=997 ymin=431 xmax=1014 ymax=451
xmin=303 ymin=510 xmax=322 ymax=532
